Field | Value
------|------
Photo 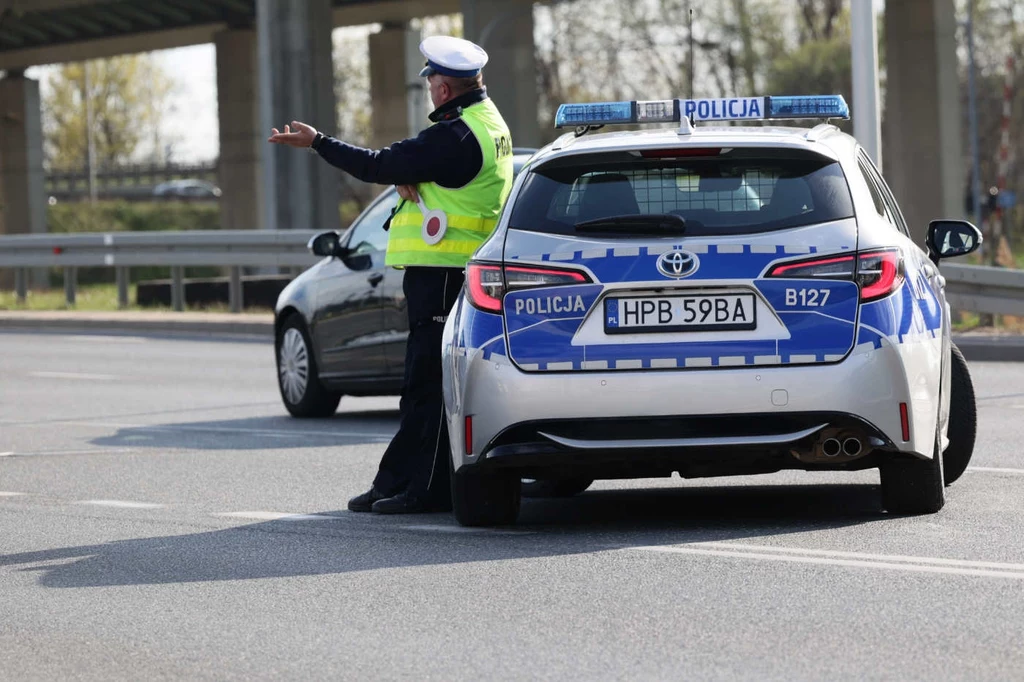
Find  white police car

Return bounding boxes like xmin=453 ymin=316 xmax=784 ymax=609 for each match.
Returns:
xmin=442 ymin=95 xmax=981 ymax=526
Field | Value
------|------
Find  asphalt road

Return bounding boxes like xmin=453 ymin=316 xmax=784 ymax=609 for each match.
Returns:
xmin=2 ymin=330 xmax=1024 ymax=681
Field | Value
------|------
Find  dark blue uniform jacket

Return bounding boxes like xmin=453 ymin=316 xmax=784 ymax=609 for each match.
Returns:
xmin=314 ymin=88 xmax=487 ymax=189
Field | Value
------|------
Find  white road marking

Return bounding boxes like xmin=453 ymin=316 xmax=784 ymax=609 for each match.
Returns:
xmin=215 ymin=511 xmax=335 ymax=521
xmin=5 ymin=448 xmax=134 ymax=457
xmin=29 ymin=371 xmax=122 ymax=381
xmin=66 ymin=335 xmax=148 ymax=344
xmin=401 ymin=524 xmax=534 ymax=535
xmin=62 ymin=421 xmax=392 ymax=440
xmin=967 ymin=466 xmax=1024 ymax=475
xmin=78 ymin=500 xmax=165 ymax=509
xmin=631 ymin=542 xmax=1024 ymax=580
xmin=0 ymin=491 xmax=26 ymax=497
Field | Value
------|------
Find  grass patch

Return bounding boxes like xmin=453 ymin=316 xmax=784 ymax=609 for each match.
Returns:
xmin=0 ymin=283 xmax=270 ymax=313
xmin=0 ymin=284 xmax=145 ymax=312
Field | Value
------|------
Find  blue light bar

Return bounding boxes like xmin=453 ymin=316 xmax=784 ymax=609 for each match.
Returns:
xmin=766 ymin=95 xmax=849 ymax=120
xmin=553 ymin=94 xmax=850 ymax=129
xmin=555 ymin=101 xmax=634 ymax=128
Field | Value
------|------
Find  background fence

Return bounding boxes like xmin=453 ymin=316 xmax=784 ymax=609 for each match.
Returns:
xmin=1 ymin=230 xmax=1023 ymax=316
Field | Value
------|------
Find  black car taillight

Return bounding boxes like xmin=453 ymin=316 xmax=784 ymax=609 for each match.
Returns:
xmin=466 ymin=262 xmax=590 ymax=312
xmin=766 ymin=249 xmax=904 ymax=302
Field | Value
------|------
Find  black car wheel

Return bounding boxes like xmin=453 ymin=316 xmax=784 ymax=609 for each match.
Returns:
xmin=451 ymin=458 xmax=521 ymax=527
xmin=880 ymin=417 xmax=945 ymax=515
xmin=277 ymin=315 xmax=342 ymax=418
xmin=942 ymin=343 xmax=977 ymax=485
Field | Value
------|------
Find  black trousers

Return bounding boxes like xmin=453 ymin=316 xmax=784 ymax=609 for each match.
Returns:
xmin=372 ymin=266 xmax=464 ymax=506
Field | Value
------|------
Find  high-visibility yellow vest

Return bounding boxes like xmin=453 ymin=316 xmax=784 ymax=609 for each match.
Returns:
xmin=386 ymin=98 xmax=513 ymax=268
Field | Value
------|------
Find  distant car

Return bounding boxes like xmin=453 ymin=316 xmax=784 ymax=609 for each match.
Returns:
xmin=274 ymin=149 xmax=537 ymax=417
xmin=153 ymin=179 xmax=222 ymax=199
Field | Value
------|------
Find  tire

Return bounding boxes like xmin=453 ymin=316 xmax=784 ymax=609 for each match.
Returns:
xmin=521 ymin=477 xmax=594 ymax=498
xmin=942 ymin=343 xmax=977 ymax=485
xmin=451 ymin=458 xmax=521 ymax=527
xmin=880 ymin=425 xmax=945 ymax=515
xmin=276 ymin=315 xmax=342 ymax=418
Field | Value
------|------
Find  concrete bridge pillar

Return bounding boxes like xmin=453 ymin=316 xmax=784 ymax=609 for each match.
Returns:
xmin=256 ymin=0 xmax=338 ymax=232
xmin=0 ymin=70 xmax=47 ymax=288
xmin=215 ymin=28 xmax=263 ymax=231
xmin=883 ymin=0 xmax=964 ymax=245
xmin=368 ymin=22 xmax=426 ymax=150
xmin=461 ymin=0 xmax=541 ymax=149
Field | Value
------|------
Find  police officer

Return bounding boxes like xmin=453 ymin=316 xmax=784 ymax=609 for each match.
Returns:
xmin=268 ymin=36 xmax=514 ymax=514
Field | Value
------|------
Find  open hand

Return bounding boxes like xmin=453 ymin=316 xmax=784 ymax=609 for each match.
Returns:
xmin=396 ymin=184 xmax=420 ymax=203
xmin=268 ymin=121 xmax=317 ymax=147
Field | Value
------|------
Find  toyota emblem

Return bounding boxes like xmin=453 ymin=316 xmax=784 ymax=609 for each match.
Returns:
xmin=657 ymin=250 xmax=699 ymax=278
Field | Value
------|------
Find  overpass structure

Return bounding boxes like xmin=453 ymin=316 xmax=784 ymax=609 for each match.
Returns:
xmin=0 ymin=0 xmax=961 ymax=253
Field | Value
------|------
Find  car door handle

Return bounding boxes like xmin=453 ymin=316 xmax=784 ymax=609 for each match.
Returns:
xmin=367 ymin=272 xmax=384 ymax=287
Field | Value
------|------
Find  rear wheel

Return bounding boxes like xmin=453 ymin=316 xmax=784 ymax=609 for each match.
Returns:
xmin=521 ymin=477 xmax=594 ymax=498
xmin=451 ymin=459 xmax=521 ymax=527
xmin=942 ymin=343 xmax=977 ymax=485
xmin=277 ymin=315 xmax=341 ymax=418
xmin=880 ymin=427 xmax=945 ymax=515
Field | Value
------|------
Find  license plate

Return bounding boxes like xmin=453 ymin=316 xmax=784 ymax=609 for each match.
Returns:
xmin=604 ymin=293 xmax=757 ymax=333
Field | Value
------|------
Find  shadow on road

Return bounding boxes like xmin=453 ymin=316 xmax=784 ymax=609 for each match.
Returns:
xmin=0 ymin=481 xmax=889 ymax=589
xmin=88 ymin=410 xmax=400 ymax=451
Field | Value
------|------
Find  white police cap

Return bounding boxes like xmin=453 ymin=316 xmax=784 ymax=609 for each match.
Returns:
xmin=418 ymin=35 xmax=488 ymax=78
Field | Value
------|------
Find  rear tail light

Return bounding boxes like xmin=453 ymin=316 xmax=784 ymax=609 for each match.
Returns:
xmin=766 ymin=249 xmax=904 ymax=302
xmin=466 ymin=262 xmax=590 ymax=312
xmin=856 ymin=250 xmax=904 ymax=302
xmin=467 ymin=264 xmax=504 ymax=312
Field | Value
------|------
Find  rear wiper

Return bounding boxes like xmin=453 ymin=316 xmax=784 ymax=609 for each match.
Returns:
xmin=574 ymin=214 xmax=686 ymax=235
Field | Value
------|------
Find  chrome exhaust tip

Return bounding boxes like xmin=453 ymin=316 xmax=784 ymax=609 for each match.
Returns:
xmin=842 ymin=437 xmax=863 ymax=457
xmin=821 ymin=438 xmax=842 ymax=458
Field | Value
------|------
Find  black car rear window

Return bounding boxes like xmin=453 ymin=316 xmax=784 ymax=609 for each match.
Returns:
xmin=509 ymin=150 xmax=854 ymax=237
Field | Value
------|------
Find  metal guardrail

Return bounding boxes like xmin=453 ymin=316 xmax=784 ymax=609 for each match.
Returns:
xmin=1 ymin=230 xmax=1023 ymax=315
xmin=940 ymin=262 xmax=1024 ymax=316
xmin=0 ymin=230 xmax=321 ymax=312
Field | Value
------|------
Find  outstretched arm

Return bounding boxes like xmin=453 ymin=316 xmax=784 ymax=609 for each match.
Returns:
xmin=268 ymin=119 xmax=481 ymax=189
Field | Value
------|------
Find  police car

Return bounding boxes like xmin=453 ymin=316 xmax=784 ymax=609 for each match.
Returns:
xmin=442 ymin=95 xmax=981 ymax=526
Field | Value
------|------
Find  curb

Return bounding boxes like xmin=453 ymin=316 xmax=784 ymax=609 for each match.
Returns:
xmin=952 ymin=334 xmax=1024 ymax=363
xmin=2 ymin=312 xmax=1023 ymax=361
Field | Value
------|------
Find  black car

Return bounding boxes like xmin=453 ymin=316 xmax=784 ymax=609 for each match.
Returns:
xmin=274 ymin=150 xmax=535 ymax=418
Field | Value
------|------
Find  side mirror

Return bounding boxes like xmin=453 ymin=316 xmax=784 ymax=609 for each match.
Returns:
xmin=926 ymin=220 xmax=982 ymax=264
xmin=307 ymin=231 xmax=347 ymax=258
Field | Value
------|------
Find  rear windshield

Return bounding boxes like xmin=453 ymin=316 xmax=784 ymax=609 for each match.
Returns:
xmin=509 ymin=151 xmax=854 ymax=237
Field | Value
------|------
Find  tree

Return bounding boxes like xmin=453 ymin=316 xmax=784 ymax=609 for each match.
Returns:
xmin=42 ymin=54 xmax=173 ymax=169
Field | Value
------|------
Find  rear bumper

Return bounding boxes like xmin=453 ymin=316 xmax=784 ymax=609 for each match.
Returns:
xmin=444 ymin=335 xmax=937 ymax=476
xmin=473 ymin=411 xmax=895 ymax=480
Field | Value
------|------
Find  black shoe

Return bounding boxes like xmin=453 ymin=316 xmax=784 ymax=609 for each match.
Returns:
xmin=371 ymin=490 xmax=432 ymax=515
xmin=348 ymin=486 xmax=389 ymax=513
